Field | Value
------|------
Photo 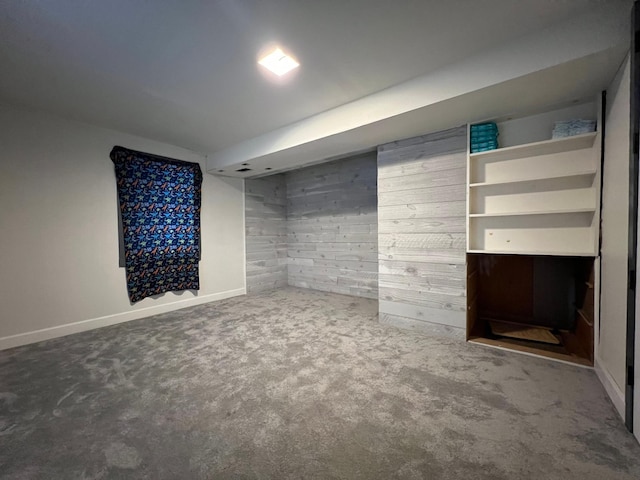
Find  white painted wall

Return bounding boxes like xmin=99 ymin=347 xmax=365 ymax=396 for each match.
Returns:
xmin=496 ymin=101 xmax=597 ymax=148
xmin=0 ymin=103 xmax=245 ymax=349
xmin=599 ymin=54 xmax=630 ymax=418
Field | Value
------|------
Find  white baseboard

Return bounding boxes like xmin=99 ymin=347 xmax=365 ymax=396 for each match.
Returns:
xmin=0 ymin=287 xmax=246 ymax=351
xmin=595 ymin=356 xmax=626 ymax=420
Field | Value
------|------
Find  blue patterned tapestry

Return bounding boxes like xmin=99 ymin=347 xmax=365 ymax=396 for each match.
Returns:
xmin=110 ymin=146 xmax=203 ymax=303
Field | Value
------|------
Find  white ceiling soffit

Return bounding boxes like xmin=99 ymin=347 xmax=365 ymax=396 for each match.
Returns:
xmin=208 ymin=5 xmax=630 ymax=177
xmin=0 ymin=0 xmax=631 ymax=158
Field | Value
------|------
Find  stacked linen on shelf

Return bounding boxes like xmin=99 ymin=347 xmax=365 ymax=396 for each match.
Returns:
xmin=552 ymin=119 xmax=596 ymax=139
xmin=470 ymin=122 xmax=499 ymax=153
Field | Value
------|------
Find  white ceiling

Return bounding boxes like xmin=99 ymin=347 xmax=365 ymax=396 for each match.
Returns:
xmin=0 ymin=0 xmax=628 ymax=156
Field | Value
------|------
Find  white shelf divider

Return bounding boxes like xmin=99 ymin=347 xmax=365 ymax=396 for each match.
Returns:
xmin=469 ymin=169 xmax=596 ymax=188
xmin=469 ymin=207 xmax=596 ymax=218
xmin=469 ymin=132 xmax=597 ymax=163
xmin=466 ymin=249 xmax=597 ymax=257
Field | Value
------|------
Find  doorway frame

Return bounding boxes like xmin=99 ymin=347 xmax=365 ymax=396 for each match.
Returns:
xmin=625 ymin=0 xmax=639 ymax=434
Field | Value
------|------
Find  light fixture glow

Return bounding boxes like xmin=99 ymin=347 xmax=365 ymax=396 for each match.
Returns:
xmin=258 ymin=48 xmax=299 ymax=76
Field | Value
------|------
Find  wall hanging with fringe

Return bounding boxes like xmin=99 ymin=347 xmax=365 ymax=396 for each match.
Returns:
xmin=111 ymin=146 xmax=202 ymax=303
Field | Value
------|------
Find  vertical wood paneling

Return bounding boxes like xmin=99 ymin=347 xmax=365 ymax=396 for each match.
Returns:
xmin=286 ymin=153 xmax=378 ymax=298
xmin=377 ymin=126 xmax=468 ymax=335
xmin=245 ymin=175 xmax=288 ymax=293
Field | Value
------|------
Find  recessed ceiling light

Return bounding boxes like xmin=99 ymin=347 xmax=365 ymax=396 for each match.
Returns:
xmin=258 ymin=48 xmax=299 ymax=76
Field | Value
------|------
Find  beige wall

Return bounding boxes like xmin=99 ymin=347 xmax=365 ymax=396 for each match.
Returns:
xmin=600 ymin=54 xmax=630 ymax=400
xmin=0 ymin=104 xmax=245 ymax=348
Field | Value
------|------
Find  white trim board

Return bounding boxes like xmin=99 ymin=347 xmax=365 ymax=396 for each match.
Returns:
xmin=242 ymin=178 xmax=247 ymax=294
xmin=0 ymin=287 xmax=246 ymax=351
xmin=595 ymin=356 xmax=626 ymax=420
xmin=470 ymin=340 xmax=595 ymax=370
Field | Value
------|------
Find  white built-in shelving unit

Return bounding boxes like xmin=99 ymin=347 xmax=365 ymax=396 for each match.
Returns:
xmin=465 ymin=100 xmax=602 ymax=366
xmin=466 ymin=112 xmax=601 ymax=256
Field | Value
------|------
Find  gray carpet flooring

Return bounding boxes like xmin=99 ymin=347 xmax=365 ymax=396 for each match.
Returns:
xmin=1 ymin=287 xmax=639 ymax=479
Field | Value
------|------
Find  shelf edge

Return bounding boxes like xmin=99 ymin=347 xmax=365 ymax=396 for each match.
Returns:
xmin=469 ymin=132 xmax=597 ymax=162
xmin=469 ymin=170 xmax=597 ymax=188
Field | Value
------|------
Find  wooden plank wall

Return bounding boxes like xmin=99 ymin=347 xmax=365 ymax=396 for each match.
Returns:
xmin=245 ymin=175 xmax=288 ymax=293
xmin=286 ymin=153 xmax=378 ymax=298
xmin=377 ymin=126 xmax=468 ymax=338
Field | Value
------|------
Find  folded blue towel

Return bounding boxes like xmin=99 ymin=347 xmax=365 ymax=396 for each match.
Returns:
xmin=470 ymin=132 xmax=499 ymax=143
xmin=470 ymin=122 xmax=498 ymax=133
